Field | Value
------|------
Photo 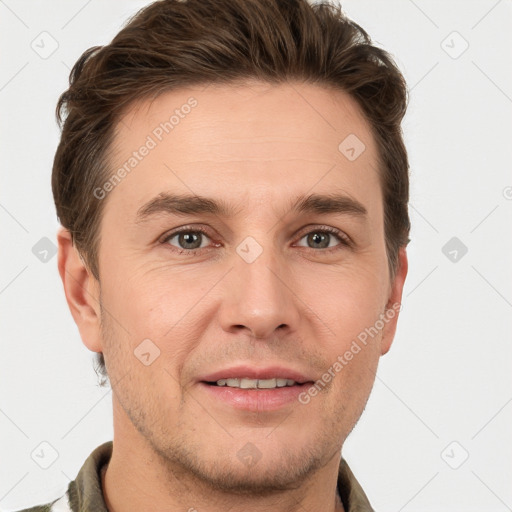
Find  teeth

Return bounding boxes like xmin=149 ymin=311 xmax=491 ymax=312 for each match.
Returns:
xmin=258 ymin=378 xmax=277 ymax=389
xmin=215 ymin=377 xmax=297 ymax=389
xmin=240 ymin=378 xmax=258 ymax=389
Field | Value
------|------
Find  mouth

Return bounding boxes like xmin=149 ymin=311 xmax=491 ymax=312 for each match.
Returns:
xmin=203 ymin=377 xmax=313 ymax=389
xmin=199 ymin=378 xmax=315 ymax=411
xmin=197 ymin=364 xmax=316 ymax=411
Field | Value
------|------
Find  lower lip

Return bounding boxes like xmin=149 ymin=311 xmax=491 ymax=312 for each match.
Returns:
xmin=198 ymin=382 xmax=314 ymax=411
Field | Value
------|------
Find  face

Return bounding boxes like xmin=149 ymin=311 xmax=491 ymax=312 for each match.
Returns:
xmin=68 ymin=80 xmax=407 ymax=492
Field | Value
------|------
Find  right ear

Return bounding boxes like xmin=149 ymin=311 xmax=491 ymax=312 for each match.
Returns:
xmin=57 ymin=227 xmax=103 ymax=354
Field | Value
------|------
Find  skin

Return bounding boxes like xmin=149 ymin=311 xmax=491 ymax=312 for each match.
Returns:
xmin=58 ymin=80 xmax=407 ymax=512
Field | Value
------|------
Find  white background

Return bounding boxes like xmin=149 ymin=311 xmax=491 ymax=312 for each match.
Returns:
xmin=1 ymin=0 xmax=511 ymax=510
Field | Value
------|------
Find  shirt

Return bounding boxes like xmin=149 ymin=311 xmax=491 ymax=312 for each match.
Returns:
xmin=14 ymin=441 xmax=374 ymax=512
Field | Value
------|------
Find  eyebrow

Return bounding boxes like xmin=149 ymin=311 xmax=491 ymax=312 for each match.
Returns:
xmin=135 ymin=191 xmax=367 ymax=223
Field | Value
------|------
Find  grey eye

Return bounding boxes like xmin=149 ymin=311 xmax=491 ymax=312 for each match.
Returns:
xmin=167 ymin=231 xmax=210 ymax=250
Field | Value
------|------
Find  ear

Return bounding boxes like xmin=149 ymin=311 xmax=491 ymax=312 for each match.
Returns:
xmin=57 ymin=227 xmax=103 ymax=354
xmin=380 ymin=247 xmax=408 ymax=355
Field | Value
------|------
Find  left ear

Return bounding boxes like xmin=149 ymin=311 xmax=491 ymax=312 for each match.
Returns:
xmin=380 ymin=247 xmax=408 ymax=355
xmin=57 ymin=227 xmax=103 ymax=354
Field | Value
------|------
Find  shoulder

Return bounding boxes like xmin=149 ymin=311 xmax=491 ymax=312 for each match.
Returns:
xmin=9 ymin=493 xmax=70 ymax=512
xmin=10 ymin=500 xmax=58 ymax=512
xmin=8 ymin=441 xmax=112 ymax=512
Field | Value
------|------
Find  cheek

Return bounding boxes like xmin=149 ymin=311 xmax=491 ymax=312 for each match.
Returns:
xmin=319 ymin=330 xmax=381 ymax=426
xmin=100 ymin=261 xmax=205 ymax=335
xmin=301 ymin=263 xmax=387 ymax=333
xmin=98 ymin=267 xmax=213 ymax=389
xmin=298 ymin=264 xmax=386 ymax=401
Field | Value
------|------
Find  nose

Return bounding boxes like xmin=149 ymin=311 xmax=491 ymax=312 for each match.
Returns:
xmin=217 ymin=244 xmax=301 ymax=340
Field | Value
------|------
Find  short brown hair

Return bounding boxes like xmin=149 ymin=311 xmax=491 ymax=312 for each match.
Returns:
xmin=53 ymin=0 xmax=410 ymax=385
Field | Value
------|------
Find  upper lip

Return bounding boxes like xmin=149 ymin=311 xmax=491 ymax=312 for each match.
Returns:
xmin=199 ymin=365 xmax=315 ymax=384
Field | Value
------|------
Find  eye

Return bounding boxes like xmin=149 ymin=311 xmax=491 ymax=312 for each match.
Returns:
xmin=160 ymin=225 xmax=351 ymax=255
xmin=162 ymin=227 xmax=213 ymax=253
xmin=295 ymin=227 xmax=350 ymax=251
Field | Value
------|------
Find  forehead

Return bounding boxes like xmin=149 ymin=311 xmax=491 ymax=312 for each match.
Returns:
xmin=106 ymin=80 xmax=381 ymax=219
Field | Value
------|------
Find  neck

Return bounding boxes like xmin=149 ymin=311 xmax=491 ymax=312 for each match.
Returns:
xmin=101 ymin=433 xmax=345 ymax=512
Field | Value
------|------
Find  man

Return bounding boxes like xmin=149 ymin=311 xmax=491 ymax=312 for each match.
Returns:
xmin=18 ymin=0 xmax=409 ymax=510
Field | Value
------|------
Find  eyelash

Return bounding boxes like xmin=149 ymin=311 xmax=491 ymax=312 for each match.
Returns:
xmin=160 ymin=225 xmax=352 ymax=256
